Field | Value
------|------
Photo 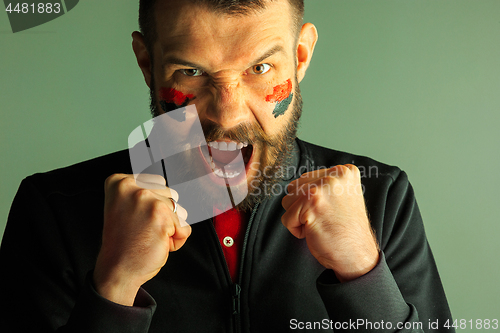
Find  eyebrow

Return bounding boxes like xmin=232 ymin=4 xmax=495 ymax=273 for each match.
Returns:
xmin=252 ymin=44 xmax=286 ymax=66
xmin=162 ymin=44 xmax=286 ymax=72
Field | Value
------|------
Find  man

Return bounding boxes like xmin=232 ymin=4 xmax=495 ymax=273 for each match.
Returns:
xmin=0 ymin=0 xmax=453 ymax=332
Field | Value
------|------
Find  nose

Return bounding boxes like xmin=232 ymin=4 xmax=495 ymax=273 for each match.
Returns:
xmin=205 ymin=82 xmax=251 ymax=129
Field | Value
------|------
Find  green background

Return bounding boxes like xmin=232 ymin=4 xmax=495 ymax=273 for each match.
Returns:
xmin=1 ymin=0 xmax=499 ymax=327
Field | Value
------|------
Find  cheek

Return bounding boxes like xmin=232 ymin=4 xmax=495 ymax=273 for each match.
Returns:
xmin=265 ymin=79 xmax=293 ymax=118
xmin=159 ymin=87 xmax=196 ymax=121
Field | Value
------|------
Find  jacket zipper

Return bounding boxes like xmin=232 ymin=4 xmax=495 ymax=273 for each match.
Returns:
xmin=237 ymin=203 xmax=259 ymax=285
xmin=208 ymin=221 xmax=235 ymax=332
xmin=234 ymin=203 xmax=260 ymax=333
xmin=208 ymin=202 xmax=260 ymax=333
xmin=232 ymin=283 xmax=241 ymax=315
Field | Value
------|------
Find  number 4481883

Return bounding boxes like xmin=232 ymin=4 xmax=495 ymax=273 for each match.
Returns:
xmin=5 ymin=3 xmax=61 ymax=14
xmin=444 ymin=319 xmax=499 ymax=330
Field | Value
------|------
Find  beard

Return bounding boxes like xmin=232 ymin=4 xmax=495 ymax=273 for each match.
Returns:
xmin=148 ymin=74 xmax=303 ymax=213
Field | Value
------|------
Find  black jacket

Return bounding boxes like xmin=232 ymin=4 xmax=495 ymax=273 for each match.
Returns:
xmin=0 ymin=139 xmax=453 ymax=332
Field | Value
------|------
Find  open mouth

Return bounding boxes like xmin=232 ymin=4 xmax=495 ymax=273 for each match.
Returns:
xmin=199 ymin=140 xmax=254 ymax=181
xmin=208 ymin=140 xmax=253 ymax=178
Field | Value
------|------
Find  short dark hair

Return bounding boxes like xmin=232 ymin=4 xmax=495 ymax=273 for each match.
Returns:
xmin=139 ymin=0 xmax=304 ymax=56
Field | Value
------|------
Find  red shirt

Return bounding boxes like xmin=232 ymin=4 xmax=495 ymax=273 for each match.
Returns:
xmin=212 ymin=208 xmax=248 ymax=282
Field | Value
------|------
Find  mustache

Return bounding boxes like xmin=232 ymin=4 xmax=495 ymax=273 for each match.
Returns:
xmin=200 ymin=118 xmax=279 ymax=147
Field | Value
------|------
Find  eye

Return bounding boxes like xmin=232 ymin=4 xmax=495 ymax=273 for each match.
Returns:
xmin=179 ymin=68 xmax=204 ymax=77
xmin=251 ymin=63 xmax=271 ymax=75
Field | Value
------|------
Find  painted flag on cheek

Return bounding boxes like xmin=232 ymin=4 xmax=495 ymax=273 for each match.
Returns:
xmin=159 ymin=87 xmax=196 ymax=122
xmin=265 ymin=79 xmax=293 ymax=118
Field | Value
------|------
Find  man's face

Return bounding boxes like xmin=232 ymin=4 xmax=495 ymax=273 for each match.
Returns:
xmin=144 ymin=0 xmax=308 ymax=211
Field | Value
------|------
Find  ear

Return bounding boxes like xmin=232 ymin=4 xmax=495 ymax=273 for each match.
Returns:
xmin=296 ymin=23 xmax=318 ymax=83
xmin=132 ymin=31 xmax=152 ymax=88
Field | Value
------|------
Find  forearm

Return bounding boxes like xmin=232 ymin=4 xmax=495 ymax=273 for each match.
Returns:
xmin=60 ymin=272 xmax=156 ymax=333
xmin=317 ymin=253 xmax=423 ymax=332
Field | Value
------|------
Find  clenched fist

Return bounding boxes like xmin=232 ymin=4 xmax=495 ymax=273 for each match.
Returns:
xmin=281 ymin=164 xmax=379 ymax=283
xmin=93 ymin=173 xmax=191 ymax=306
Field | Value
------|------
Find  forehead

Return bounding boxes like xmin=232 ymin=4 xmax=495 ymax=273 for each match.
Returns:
xmin=153 ymin=0 xmax=295 ymax=68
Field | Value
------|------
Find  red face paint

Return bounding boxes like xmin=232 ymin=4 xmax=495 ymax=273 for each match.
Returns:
xmin=158 ymin=87 xmax=196 ymax=122
xmin=265 ymin=79 xmax=293 ymax=118
xmin=159 ymin=87 xmax=195 ymax=106
xmin=265 ymin=79 xmax=292 ymax=103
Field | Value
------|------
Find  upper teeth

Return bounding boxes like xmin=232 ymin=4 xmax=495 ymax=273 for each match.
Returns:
xmin=208 ymin=140 xmax=248 ymax=151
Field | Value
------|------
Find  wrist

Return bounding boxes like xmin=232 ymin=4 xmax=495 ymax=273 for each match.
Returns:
xmin=92 ymin=268 xmax=141 ymax=306
xmin=332 ymin=250 xmax=380 ymax=283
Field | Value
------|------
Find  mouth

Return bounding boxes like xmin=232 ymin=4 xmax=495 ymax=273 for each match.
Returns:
xmin=199 ymin=139 xmax=254 ymax=183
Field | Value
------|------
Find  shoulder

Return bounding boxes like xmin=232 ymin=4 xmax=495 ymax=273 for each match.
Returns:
xmin=23 ymin=149 xmax=131 ymax=198
xmin=296 ymin=138 xmax=404 ymax=184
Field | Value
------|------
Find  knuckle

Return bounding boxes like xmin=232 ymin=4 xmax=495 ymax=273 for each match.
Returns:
xmin=105 ymin=173 xmax=121 ymax=187
xmin=327 ymin=165 xmax=352 ymax=179
xmin=117 ymin=176 xmax=135 ymax=191
xmin=309 ymin=192 xmax=323 ymax=206
xmin=150 ymin=199 xmax=169 ymax=217
xmin=345 ymin=163 xmax=357 ymax=171
xmin=324 ymin=175 xmax=338 ymax=185
xmin=133 ymin=188 xmax=151 ymax=202
xmin=308 ymin=183 xmax=320 ymax=196
xmin=327 ymin=166 xmax=340 ymax=178
xmin=345 ymin=164 xmax=360 ymax=177
xmin=337 ymin=164 xmax=350 ymax=174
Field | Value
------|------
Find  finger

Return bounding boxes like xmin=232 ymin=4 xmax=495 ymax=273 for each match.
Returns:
xmin=282 ymin=179 xmax=321 ymax=210
xmin=155 ymin=193 xmax=187 ymax=220
xmin=104 ymin=173 xmax=130 ymax=189
xmin=344 ymin=164 xmax=361 ymax=179
xmin=135 ymin=180 xmax=166 ymax=190
xmin=162 ymin=187 xmax=179 ymax=202
xmin=282 ymin=183 xmax=301 ymax=210
xmin=286 ymin=165 xmax=356 ymax=194
xmin=175 ymin=203 xmax=188 ymax=221
xmin=286 ymin=168 xmax=329 ymax=194
xmin=152 ymin=193 xmax=187 ymax=220
xmin=281 ymin=198 xmax=307 ymax=239
xmin=170 ymin=216 xmax=192 ymax=251
xmin=135 ymin=173 xmax=166 ymax=186
xmin=136 ymin=181 xmax=180 ymax=202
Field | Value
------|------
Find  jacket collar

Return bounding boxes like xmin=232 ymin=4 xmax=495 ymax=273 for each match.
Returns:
xmin=281 ymin=138 xmax=314 ymax=181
